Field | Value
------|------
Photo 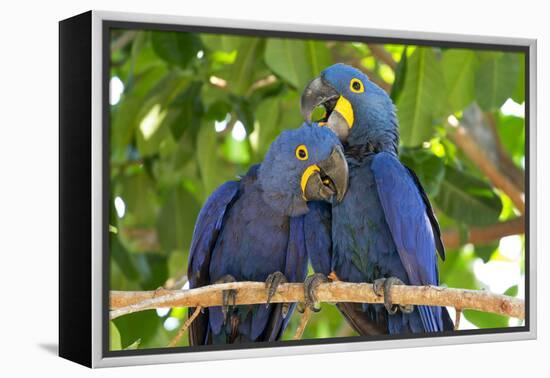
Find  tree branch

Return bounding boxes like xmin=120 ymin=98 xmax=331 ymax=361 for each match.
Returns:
xmin=293 ymin=308 xmax=312 ymax=339
xmin=168 ymin=306 xmax=201 ymax=347
xmin=441 ymin=216 xmax=525 ymax=249
xmin=484 ymin=112 xmax=526 ymax=192
xmin=110 ymin=282 xmax=524 ymax=321
xmin=446 ymin=120 xmax=525 ymax=214
xmin=367 ymin=44 xmax=398 ymax=69
xmin=111 ymin=31 xmax=138 ymax=54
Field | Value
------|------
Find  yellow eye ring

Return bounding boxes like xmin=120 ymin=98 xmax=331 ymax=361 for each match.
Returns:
xmin=350 ymin=78 xmax=364 ymax=93
xmin=295 ymin=144 xmax=309 ymax=160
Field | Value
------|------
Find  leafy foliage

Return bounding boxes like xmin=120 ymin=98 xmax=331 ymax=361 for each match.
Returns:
xmin=396 ymin=47 xmax=445 ymax=146
xmin=108 ymin=28 xmax=526 ymax=349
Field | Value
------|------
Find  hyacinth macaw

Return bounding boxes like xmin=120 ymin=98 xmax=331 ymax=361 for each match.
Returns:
xmin=300 ymin=63 xmax=454 ymax=334
xmin=187 ymin=124 xmax=349 ymax=345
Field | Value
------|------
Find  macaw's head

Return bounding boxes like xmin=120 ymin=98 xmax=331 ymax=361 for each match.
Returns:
xmin=301 ymin=63 xmax=399 ymax=154
xmin=258 ymin=123 xmax=349 ymax=216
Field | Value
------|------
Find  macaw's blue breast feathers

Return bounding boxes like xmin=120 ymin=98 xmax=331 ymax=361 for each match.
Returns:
xmin=371 ymin=152 xmax=447 ymax=332
xmin=304 ymin=201 xmax=333 ymax=275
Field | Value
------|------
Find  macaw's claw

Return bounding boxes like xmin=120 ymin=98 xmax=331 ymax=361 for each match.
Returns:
xmin=328 ymin=271 xmax=340 ymax=282
xmin=373 ymin=277 xmax=414 ymax=315
xmin=265 ymin=271 xmax=287 ymax=306
xmin=265 ymin=271 xmax=290 ymax=318
xmin=281 ymin=303 xmax=290 ymax=319
xmin=304 ymin=273 xmax=328 ymax=312
xmin=215 ymin=274 xmax=237 ymax=321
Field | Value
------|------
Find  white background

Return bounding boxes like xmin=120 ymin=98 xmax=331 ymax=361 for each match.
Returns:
xmin=0 ymin=0 xmax=546 ymax=376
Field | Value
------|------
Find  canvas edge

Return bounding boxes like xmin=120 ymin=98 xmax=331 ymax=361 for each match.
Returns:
xmin=89 ymin=9 xmax=537 ymax=368
xmin=527 ymin=39 xmax=537 ymax=340
xmin=91 ymin=10 xmax=103 ymax=369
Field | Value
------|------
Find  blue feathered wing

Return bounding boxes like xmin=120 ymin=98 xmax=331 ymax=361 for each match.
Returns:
xmin=371 ymin=152 xmax=452 ymax=332
xmin=187 ymin=181 xmax=240 ymax=345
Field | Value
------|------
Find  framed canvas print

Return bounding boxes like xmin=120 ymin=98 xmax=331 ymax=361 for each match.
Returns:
xmin=59 ymin=10 xmax=537 ymax=368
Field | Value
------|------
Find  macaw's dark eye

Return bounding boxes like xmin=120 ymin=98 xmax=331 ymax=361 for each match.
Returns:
xmin=295 ymin=144 xmax=309 ymax=160
xmin=350 ymin=78 xmax=364 ymax=93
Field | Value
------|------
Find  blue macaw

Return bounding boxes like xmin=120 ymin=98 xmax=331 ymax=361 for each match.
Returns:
xmin=187 ymin=124 xmax=349 ymax=345
xmin=301 ymin=63 xmax=454 ymax=334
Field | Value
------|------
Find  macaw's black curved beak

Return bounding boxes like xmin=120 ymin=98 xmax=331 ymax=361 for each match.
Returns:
xmin=301 ymin=76 xmax=340 ymax=123
xmin=301 ymin=76 xmax=353 ymax=142
xmin=302 ymin=145 xmax=349 ymax=203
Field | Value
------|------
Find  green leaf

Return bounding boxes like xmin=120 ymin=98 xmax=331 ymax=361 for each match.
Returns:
xmin=200 ymin=34 xmax=240 ymax=52
xmin=226 ymin=38 xmax=264 ymax=96
xmin=168 ymin=251 xmax=186 ymax=280
xmin=201 ymin=82 xmax=229 ymax=109
xmin=264 ymin=39 xmax=331 ymax=91
xmin=463 ymin=310 xmax=509 ymax=329
xmin=512 ymin=53 xmax=526 ymax=104
xmin=151 ymin=31 xmax=202 ymax=68
xmin=136 ymin=254 xmax=169 ymax=289
xmin=110 ymin=68 xmax=168 ymax=162
xmin=434 ymin=165 xmax=503 ymax=226
xmin=390 ymin=48 xmax=407 ymax=103
xmin=397 ymin=47 xmax=444 ymax=146
xmin=196 ymin=122 xmax=238 ymax=197
xmin=135 ymin=104 xmax=169 ymax=157
xmin=442 ymin=49 xmax=478 ymax=112
xmin=474 ymin=241 xmax=498 ymax=263
xmin=111 ymin=96 xmax=144 ymax=161
xmin=156 ymin=186 xmax=201 ymax=253
xmin=152 ymin=135 xmax=197 ymax=191
xmin=399 ymin=148 xmax=445 ymax=197
xmin=222 ymin=133 xmax=251 ymax=164
xmin=166 ymin=81 xmax=204 ymax=141
xmin=504 ymin=285 xmax=519 ymax=297
xmin=278 ymin=90 xmax=304 ymax=130
xmin=439 ymin=247 xmax=479 ymax=290
xmin=117 ymin=172 xmax=158 ymax=227
xmin=196 ymin=122 xmax=220 ymax=193
xmin=255 ymin=97 xmax=282 ymax=156
xmin=113 ymin=310 xmax=166 ymax=349
xmin=131 ymin=71 xmax=191 ymax=157
xmin=200 ymin=84 xmax=233 ymax=122
xmin=109 ymin=321 xmax=122 ymax=351
xmin=124 ymin=339 xmax=141 ymax=350
xmin=130 ymin=31 xmax=148 ymax=67
xmin=254 ymin=89 xmax=304 ymax=160
xmin=496 ymin=114 xmax=525 ymax=166
xmin=475 ymin=52 xmax=520 ymax=110
xmin=111 ymin=234 xmax=140 ymax=281
xmin=230 ymin=96 xmax=255 ymax=133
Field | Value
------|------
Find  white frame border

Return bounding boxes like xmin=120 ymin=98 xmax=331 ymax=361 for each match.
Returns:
xmin=90 ymin=10 xmax=537 ymax=368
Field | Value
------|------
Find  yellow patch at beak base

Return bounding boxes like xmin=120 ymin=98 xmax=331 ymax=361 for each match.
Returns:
xmin=300 ymin=164 xmax=321 ymax=199
xmin=334 ymin=96 xmax=354 ymax=128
